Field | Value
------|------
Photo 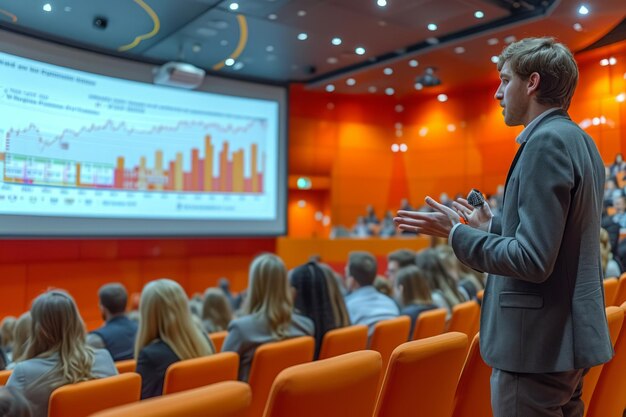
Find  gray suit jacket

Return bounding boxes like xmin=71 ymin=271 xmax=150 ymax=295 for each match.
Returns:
xmin=452 ymin=110 xmax=613 ymax=373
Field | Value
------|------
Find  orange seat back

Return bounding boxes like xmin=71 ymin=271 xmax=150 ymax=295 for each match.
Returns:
xmin=114 ymin=359 xmax=136 ymax=374
xmin=412 ymin=308 xmax=447 ymax=340
xmin=451 ymin=333 xmax=493 ymax=417
xmin=262 ymin=351 xmax=382 ymax=417
xmin=476 ymin=290 xmax=485 ymax=302
xmin=370 ymin=316 xmax=411 ymax=371
xmin=0 ymin=369 xmax=11 ymax=386
xmin=247 ymin=336 xmax=315 ymax=417
xmin=163 ymin=352 xmax=239 ymax=395
xmin=209 ymin=331 xmax=228 ymax=352
xmin=375 ymin=332 xmax=468 ymax=417
xmin=90 ymin=381 xmax=251 ymax=417
xmin=603 ymin=278 xmax=619 ymax=307
xmin=48 ymin=373 xmax=141 ymax=417
xmin=614 ymin=273 xmax=626 ymax=306
xmin=587 ymin=301 xmax=626 ymax=417
xmin=447 ymin=301 xmax=480 ymax=338
xmin=318 ymin=325 xmax=368 ymax=360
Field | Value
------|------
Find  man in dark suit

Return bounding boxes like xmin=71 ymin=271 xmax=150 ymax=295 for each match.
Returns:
xmin=394 ymin=37 xmax=613 ymax=417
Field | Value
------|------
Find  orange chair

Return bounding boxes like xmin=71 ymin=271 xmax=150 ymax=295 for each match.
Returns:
xmin=451 ymin=333 xmax=493 ymax=417
xmin=613 ymin=273 xmax=626 ymax=306
xmin=447 ymin=301 xmax=480 ymax=338
xmin=247 ymin=336 xmax=315 ymax=417
xmin=48 ymin=373 xmax=141 ymax=417
xmin=209 ymin=330 xmax=228 ymax=352
xmin=586 ymin=301 xmax=626 ymax=417
xmin=581 ymin=306 xmax=624 ymax=416
xmin=318 ymin=325 xmax=368 ymax=360
xmin=369 ymin=316 xmax=411 ymax=371
xmin=262 ymin=350 xmax=382 ymax=417
xmin=476 ymin=290 xmax=485 ymax=302
xmin=114 ymin=359 xmax=136 ymax=374
xmin=412 ymin=308 xmax=447 ymax=340
xmin=90 ymin=381 xmax=251 ymax=417
xmin=375 ymin=332 xmax=468 ymax=417
xmin=0 ymin=369 xmax=11 ymax=385
xmin=603 ymin=278 xmax=619 ymax=307
xmin=163 ymin=352 xmax=239 ymax=395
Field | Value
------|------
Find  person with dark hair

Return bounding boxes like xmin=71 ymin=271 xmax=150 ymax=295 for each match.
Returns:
xmin=344 ymin=251 xmax=399 ymax=337
xmin=393 ymin=265 xmax=438 ymax=337
xmin=290 ymin=262 xmax=351 ymax=358
xmin=386 ymin=249 xmax=417 ymax=283
xmin=87 ymin=283 xmax=138 ymax=361
xmin=0 ymin=386 xmax=32 ymax=417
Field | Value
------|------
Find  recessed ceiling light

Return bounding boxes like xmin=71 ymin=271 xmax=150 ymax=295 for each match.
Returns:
xmin=414 ymin=82 xmax=423 ymax=90
xmin=325 ymin=84 xmax=335 ymax=92
xmin=297 ymin=33 xmax=308 ymax=41
xmin=578 ymin=5 xmax=589 ymax=15
xmin=399 ymin=144 xmax=408 ymax=152
xmin=385 ymin=88 xmax=395 ymax=95
xmin=233 ymin=62 xmax=244 ymax=70
xmin=491 ymin=56 xmax=500 ymax=63
xmin=427 ymin=23 xmax=438 ymax=31
xmin=474 ymin=10 xmax=484 ymax=19
xmin=346 ymin=78 xmax=356 ymax=86
xmin=573 ymin=23 xmax=583 ymax=31
xmin=220 ymin=40 xmax=228 ymax=46
xmin=355 ymin=47 xmax=366 ymax=55
xmin=268 ymin=13 xmax=277 ymax=20
xmin=331 ymin=37 xmax=342 ymax=46
xmin=229 ymin=3 xmax=239 ymax=11
xmin=377 ymin=0 xmax=387 ymax=6
xmin=327 ymin=57 xmax=338 ymax=64
xmin=391 ymin=144 xmax=399 ymax=152
xmin=297 ymin=10 xmax=306 ymax=16
xmin=487 ymin=38 xmax=499 ymax=46
xmin=447 ymin=124 xmax=457 ymax=132
xmin=395 ymin=130 xmax=403 ymax=138
xmin=454 ymin=46 xmax=466 ymax=54
xmin=609 ymin=57 xmax=617 ymax=65
xmin=225 ymin=58 xmax=235 ymax=66
xmin=409 ymin=59 xmax=419 ymax=67
xmin=266 ymin=45 xmax=274 ymax=52
xmin=600 ymin=59 xmax=609 ymax=66
xmin=617 ymin=93 xmax=625 ymax=103
xmin=383 ymin=67 xmax=393 ymax=75
xmin=504 ymin=35 xmax=516 ymax=44
xmin=43 ymin=3 xmax=52 ymax=12
xmin=368 ymin=86 xmax=377 ymax=93
xmin=437 ymin=94 xmax=448 ymax=102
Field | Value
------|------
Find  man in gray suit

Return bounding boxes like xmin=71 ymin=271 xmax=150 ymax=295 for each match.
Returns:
xmin=394 ymin=37 xmax=613 ymax=417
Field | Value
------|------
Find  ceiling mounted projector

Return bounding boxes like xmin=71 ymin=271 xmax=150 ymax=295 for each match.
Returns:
xmin=153 ymin=62 xmax=205 ymax=89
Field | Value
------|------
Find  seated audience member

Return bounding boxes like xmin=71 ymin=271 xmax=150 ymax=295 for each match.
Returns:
xmin=601 ymin=228 xmax=622 ymax=278
xmin=290 ymin=262 xmax=351 ymax=358
xmin=610 ymin=153 xmax=626 ymax=178
xmin=386 ymin=249 xmax=417 ymax=284
xmin=415 ymin=249 xmax=467 ymax=317
xmin=436 ymin=245 xmax=482 ymax=299
xmin=399 ymin=198 xmax=413 ymax=212
xmin=87 ymin=283 xmax=138 ymax=361
xmin=1 ymin=317 xmax=16 ymax=361
xmin=0 ymin=386 xmax=32 ymax=417
xmin=318 ymin=263 xmax=348 ymax=297
xmin=7 ymin=291 xmax=117 ymax=417
xmin=612 ymin=195 xmax=626 ymax=228
xmin=7 ymin=313 xmax=31 ymax=370
xmin=379 ymin=211 xmax=397 ymax=237
xmin=604 ymin=177 xmax=622 ymax=206
xmin=201 ymin=288 xmax=233 ymax=333
xmin=352 ymin=216 xmax=371 ymax=237
xmin=135 ymin=279 xmax=214 ymax=399
xmin=393 ymin=266 xmax=438 ymax=337
xmin=364 ymin=205 xmax=380 ymax=226
xmin=345 ymin=251 xmax=400 ymax=336
xmin=373 ymin=276 xmax=394 ymax=297
xmin=222 ymin=254 xmax=314 ymax=382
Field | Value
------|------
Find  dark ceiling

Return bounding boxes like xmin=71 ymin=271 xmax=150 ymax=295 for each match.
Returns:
xmin=0 ymin=0 xmax=625 ymax=96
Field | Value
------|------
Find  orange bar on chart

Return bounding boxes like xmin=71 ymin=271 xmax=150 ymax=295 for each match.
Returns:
xmin=154 ymin=150 xmax=163 ymax=191
xmin=204 ymin=136 xmax=213 ymax=191
xmin=219 ymin=142 xmax=229 ymax=191
xmin=175 ymin=152 xmax=183 ymax=191
xmin=191 ymin=148 xmax=200 ymax=191
xmin=233 ymin=150 xmax=244 ymax=192
xmin=251 ymin=144 xmax=258 ymax=192
xmin=115 ymin=156 xmax=125 ymax=188
xmin=75 ymin=162 xmax=81 ymax=186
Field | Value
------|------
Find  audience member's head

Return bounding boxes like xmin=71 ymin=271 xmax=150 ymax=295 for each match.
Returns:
xmin=290 ymin=262 xmax=350 ymax=356
xmin=0 ymin=317 xmax=16 ymax=352
xmin=27 ymin=290 xmax=94 ymax=387
xmin=201 ymin=288 xmax=233 ymax=333
xmin=394 ymin=266 xmax=433 ymax=307
xmin=135 ymin=279 xmax=214 ymax=360
xmin=98 ymin=283 xmax=128 ymax=321
xmin=0 ymin=386 xmax=32 ymax=417
xmin=600 ymin=228 xmax=615 ymax=277
xmin=415 ymin=249 xmax=465 ymax=309
xmin=346 ymin=251 xmax=377 ymax=289
xmin=244 ymin=253 xmax=293 ymax=338
xmin=614 ymin=195 xmax=626 ymax=213
xmin=386 ymin=249 xmax=417 ymax=283
xmin=373 ymin=276 xmax=393 ymax=297
xmin=11 ymin=313 xmax=31 ymax=364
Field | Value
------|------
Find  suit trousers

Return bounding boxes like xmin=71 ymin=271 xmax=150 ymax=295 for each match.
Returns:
xmin=490 ymin=368 xmax=586 ymax=417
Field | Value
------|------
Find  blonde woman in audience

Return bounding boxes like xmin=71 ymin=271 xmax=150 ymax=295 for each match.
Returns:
xmin=415 ymin=248 xmax=467 ymax=317
xmin=135 ymin=279 xmax=214 ymax=399
xmin=601 ymin=228 xmax=622 ymax=278
xmin=0 ymin=317 xmax=16 ymax=360
xmin=290 ymin=261 xmax=350 ymax=358
xmin=436 ymin=244 xmax=484 ymax=299
xmin=7 ymin=313 xmax=31 ymax=369
xmin=222 ymin=254 xmax=314 ymax=381
xmin=394 ymin=265 xmax=438 ymax=337
xmin=201 ymin=287 xmax=233 ymax=333
xmin=7 ymin=290 xmax=117 ymax=417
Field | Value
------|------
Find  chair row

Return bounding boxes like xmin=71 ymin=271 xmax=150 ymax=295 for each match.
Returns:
xmin=602 ymin=273 xmax=626 ymax=307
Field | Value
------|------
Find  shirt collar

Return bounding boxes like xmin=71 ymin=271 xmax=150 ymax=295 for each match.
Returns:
xmin=516 ymin=107 xmax=561 ymax=144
